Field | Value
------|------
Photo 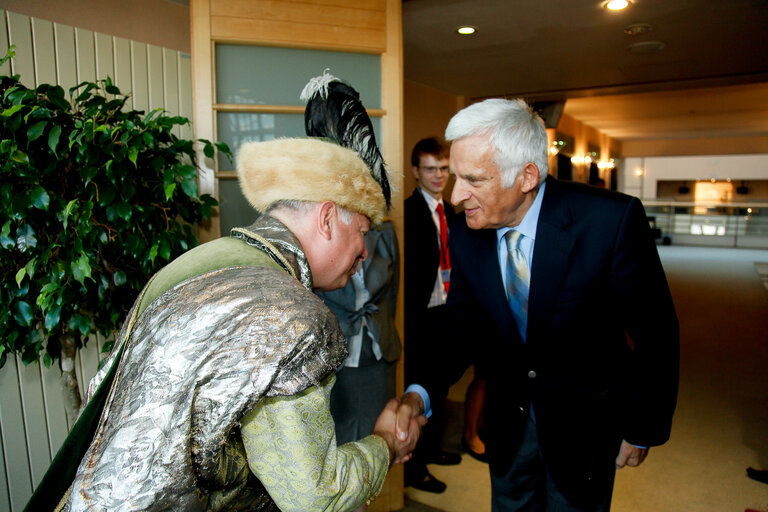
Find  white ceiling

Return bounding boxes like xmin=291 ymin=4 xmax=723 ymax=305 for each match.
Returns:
xmin=402 ymin=0 xmax=768 ymax=141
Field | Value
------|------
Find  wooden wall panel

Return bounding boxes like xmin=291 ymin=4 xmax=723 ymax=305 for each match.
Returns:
xmin=17 ymin=361 xmax=50 ymax=487
xmin=0 ymin=11 xmax=10 ymax=76
xmin=7 ymin=11 xmax=34 ymax=86
xmin=31 ymin=18 xmax=56 ymax=86
xmin=0 ymin=423 xmax=9 ymax=512
xmin=54 ymin=23 xmax=78 ymax=93
xmin=40 ymin=359 xmax=69 ymax=457
xmin=147 ymin=44 xmax=164 ymax=111
xmin=210 ymin=0 xmax=384 ymax=30
xmin=94 ymin=32 xmax=114 ymax=83
xmin=210 ymin=16 xmax=385 ymax=52
xmin=75 ymin=28 xmax=96 ymax=84
xmin=179 ymin=53 xmax=194 ymax=141
xmin=131 ymin=41 xmax=150 ymax=113
xmin=0 ymin=357 xmax=34 ymax=510
xmin=163 ymin=48 xmax=180 ymax=136
xmin=113 ymin=36 xmax=132 ymax=103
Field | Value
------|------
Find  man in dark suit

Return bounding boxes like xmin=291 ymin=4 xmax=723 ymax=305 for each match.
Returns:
xmin=399 ymin=99 xmax=679 ymax=510
xmin=403 ymin=137 xmax=461 ymax=493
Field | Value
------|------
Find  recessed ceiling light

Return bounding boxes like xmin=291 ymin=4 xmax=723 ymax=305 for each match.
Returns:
xmin=604 ymin=0 xmax=630 ymax=11
xmin=623 ymin=23 xmax=652 ymax=36
xmin=457 ymin=26 xmax=476 ymax=35
xmin=627 ymin=40 xmax=666 ymax=53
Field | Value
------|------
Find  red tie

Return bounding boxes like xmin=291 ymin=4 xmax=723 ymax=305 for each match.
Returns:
xmin=436 ymin=203 xmax=451 ymax=292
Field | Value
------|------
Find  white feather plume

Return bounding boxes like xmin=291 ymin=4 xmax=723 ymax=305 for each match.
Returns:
xmin=299 ymin=68 xmax=338 ymax=103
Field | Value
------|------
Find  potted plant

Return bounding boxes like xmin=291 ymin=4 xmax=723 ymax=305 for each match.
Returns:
xmin=0 ymin=47 xmax=230 ymax=427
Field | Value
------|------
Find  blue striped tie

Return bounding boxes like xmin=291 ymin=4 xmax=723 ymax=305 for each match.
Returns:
xmin=505 ymin=230 xmax=530 ymax=342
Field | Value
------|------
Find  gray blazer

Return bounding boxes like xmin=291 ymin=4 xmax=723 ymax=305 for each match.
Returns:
xmin=317 ymin=221 xmax=401 ymax=363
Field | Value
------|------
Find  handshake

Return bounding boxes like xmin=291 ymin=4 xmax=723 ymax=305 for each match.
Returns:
xmin=372 ymin=392 xmax=428 ymax=466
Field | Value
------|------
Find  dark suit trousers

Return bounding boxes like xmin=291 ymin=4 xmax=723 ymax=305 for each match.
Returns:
xmin=490 ymin=418 xmax=614 ymax=512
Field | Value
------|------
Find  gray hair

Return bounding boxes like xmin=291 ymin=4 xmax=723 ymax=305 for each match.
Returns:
xmin=267 ymin=200 xmax=356 ymax=224
xmin=445 ymin=98 xmax=549 ymax=188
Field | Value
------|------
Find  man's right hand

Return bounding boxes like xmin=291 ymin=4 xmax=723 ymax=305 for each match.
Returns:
xmin=394 ymin=391 xmax=426 ymax=439
xmin=374 ymin=396 xmax=427 ymax=465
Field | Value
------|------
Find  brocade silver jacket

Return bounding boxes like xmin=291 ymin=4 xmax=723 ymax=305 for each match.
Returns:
xmin=64 ymin=216 xmax=348 ymax=512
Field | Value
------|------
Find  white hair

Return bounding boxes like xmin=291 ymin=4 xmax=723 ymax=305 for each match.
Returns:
xmin=267 ymin=200 xmax=355 ymax=224
xmin=445 ymin=98 xmax=549 ymax=188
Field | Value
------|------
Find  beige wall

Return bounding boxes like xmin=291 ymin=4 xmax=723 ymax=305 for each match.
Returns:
xmin=2 ymin=0 xmax=190 ymax=52
xmin=403 ymin=79 xmax=465 ymax=199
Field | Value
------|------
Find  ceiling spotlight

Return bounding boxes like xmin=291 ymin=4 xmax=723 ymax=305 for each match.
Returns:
xmin=604 ymin=0 xmax=630 ymax=11
xmin=457 ymin=26 xmax=476 ymax=35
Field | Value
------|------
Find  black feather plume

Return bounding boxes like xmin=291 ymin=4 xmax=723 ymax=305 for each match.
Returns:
xmin=301 ymin=71 xmax=392 ymax=208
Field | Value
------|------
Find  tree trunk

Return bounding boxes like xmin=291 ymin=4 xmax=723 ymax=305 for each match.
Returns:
xmin=60 ymin=334 xmax=82 ymax=430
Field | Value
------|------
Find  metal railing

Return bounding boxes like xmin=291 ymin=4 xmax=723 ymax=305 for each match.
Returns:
xmin=642 ymin=200 xmax=768 ymax=248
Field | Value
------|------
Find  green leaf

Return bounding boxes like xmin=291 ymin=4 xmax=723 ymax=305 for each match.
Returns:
xmin=203 ymin=143 xmax=215 ymax=159
xmin=15 ymin=268 xmax=26 ymax=287
xmin=23 ymin=105 xmax=40 ymax=123
xmin=80 ymin=166 xmax=98 ymax=181
xmin=15 ymin=224 xmax=37 ymax=252
xmin=11 ymin=149 xmax=29 ymax=164
xmin=24 ymin=258 xmax=37 ymax=279
xmin=128 ymin=145 xmax=139 ymax=167
xmin=68 ymin=314 xmax=91 ymax=336
xmin=71 ymin=253 xmax=93 ymax=285
xmin=2 ymin=104 xmax=24 ymax=117
xmin=48 ymin=124 xmax=62 ymax=155
xmin=164 ymin=182 xmax=176 ymax=200
xmin=116 ymin=203 xmax=132 ymax=221
xmin=1 ymin=220 xmax=14 ymax=249
xmin=14 ymin=301 xmax=33 ymax=327
xmin=148 ymin=243 xmax=159 ymax=264
xmin=61 ymin=199 xmax=78 ymax=230
xmin=43 ymin=353 xmax=53 ymax=368
xmin=27 ymin=120 xmax=47 ymax=142
xmin=30 ymin=185 xmax=50 ymax=210
xmin=181 ymin=178 xmax=198 ymax=198
xmin=113 ymin=270 xmax=127 ymax=286
xmin=44 ymin=304 xmax=61 ymax=331
xmin=159 ymin=241 xmax=171 ymax=261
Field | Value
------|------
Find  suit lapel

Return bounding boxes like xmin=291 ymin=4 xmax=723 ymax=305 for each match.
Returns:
xmin=528 ymin=177 xmax=576 ymax=342
xmin=466 ymin=226 xmax=520 ymax=340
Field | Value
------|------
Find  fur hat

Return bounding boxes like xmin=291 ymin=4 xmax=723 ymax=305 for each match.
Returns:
xmin=236 ymin=138 xmax=387 ymax=224
xmin=301 ymin=70 xmax=394 ymax=209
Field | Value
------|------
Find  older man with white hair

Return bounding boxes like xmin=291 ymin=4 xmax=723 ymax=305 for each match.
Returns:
xmin=398 ymin=98 xmax=679 ymax=511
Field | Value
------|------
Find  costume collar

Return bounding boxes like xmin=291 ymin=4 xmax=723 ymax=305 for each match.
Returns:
xmin=230 ymin=215 xmax=313 ymax=290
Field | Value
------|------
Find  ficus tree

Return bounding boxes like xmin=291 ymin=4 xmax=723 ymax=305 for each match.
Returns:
xmin=0 ymin=47 xmax=230 ymax=427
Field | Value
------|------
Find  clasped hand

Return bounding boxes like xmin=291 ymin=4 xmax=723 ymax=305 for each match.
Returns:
xmin=373 ymin=392 xmax=427 ymax=465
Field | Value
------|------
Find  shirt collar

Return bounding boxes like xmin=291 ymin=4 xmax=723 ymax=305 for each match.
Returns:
xmin=418 ymin=186 xmax=443 ymax=212
xmin=496 ymin=180 xmax=547 ymax=245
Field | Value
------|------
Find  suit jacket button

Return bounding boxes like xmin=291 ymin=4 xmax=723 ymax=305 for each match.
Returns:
xmin=527 ymin=370 xmax=537 ymax=379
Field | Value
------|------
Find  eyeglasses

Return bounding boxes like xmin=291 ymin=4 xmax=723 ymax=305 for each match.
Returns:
xmin=419 ymin=165 xmax=450 ymax=175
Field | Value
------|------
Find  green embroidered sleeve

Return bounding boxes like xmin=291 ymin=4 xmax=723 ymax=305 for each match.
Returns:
xmin=240 ymin=375 xmax=390 ymax=512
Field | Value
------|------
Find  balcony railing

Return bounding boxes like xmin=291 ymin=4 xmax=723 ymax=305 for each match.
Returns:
xmin=643 ymin=200 xmax=768 ymax=249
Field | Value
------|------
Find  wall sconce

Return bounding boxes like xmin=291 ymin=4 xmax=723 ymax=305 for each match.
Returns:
xmin=571 ymin=152 xmax=599 ymax=166
xmin=597 ymin=159 xmax=615 ymax=170
xmin=634 ymin=169 xmax=644 ymax=177
xmin=549 ymin=140 xmax=566 ymax=156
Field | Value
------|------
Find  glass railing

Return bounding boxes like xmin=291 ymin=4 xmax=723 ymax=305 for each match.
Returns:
xmin=642 ymin=200 xmax=768 ymax=248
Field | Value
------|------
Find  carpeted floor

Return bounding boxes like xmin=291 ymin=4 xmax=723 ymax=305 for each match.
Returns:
xmin=403 ymin=245 xmax=768 ymax=512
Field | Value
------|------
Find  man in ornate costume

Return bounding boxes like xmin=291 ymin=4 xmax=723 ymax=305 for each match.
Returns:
xmin=27 ymin=114 xmax=423 ymax=510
